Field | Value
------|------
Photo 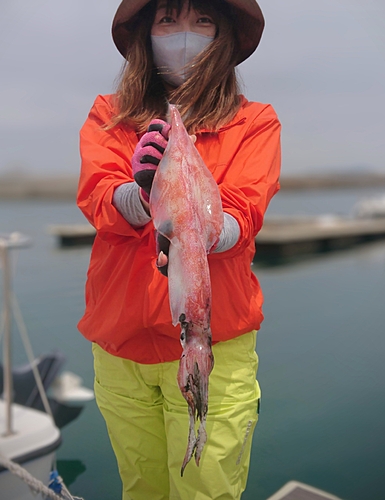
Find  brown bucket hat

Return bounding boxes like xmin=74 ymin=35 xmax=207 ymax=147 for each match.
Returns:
xmin=112 ymin=0 xmax=265 ymax=65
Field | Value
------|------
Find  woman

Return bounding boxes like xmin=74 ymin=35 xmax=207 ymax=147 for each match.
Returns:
xmin=77 ymin=0 xmax=281 ymax=498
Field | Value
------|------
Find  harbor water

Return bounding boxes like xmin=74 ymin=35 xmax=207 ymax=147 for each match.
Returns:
xmin=1 ymin=187 xmax=384 ymax=499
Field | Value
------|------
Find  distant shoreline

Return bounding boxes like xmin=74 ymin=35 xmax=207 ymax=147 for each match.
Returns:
xmin=279 ymin=173 xmax=385 ymax=191
xmin=0 ymin=176 xmax=79 ymax=200
xmin=1 ymin=173 xmax=385 ymax=199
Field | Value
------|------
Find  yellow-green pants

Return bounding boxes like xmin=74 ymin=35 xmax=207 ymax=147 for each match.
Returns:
xmin=93 ymin=331 xmax=260 ymax=500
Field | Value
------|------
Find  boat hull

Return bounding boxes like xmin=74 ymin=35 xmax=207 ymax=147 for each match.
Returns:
xmin=0 ymin=451 xmax=56 ymax=500
xmin=0 ymin=401 xmax=61 ymax=500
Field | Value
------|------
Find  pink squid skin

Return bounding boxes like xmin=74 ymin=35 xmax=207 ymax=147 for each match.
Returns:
xmin=177 ymin=318 xmax=214 ymax=473
xmin=149 ymin=105 xmax=223 ymax=476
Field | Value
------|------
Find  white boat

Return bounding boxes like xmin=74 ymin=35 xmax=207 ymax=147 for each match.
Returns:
xmin=354 ymin=194 xmax=385 ymax=218
xmin=267 ymin=480 xmax=342 ymax=499
xmin=0 ymin=401 xmax=61 ymax=499
xmin=0 ymin=232 xmax=92 ymax=499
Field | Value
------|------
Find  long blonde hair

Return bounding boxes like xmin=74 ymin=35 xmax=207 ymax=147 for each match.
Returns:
xmin=111 ymin=0 xmax=241 ymax=134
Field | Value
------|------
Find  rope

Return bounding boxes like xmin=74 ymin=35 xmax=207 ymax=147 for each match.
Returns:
xmin=11 ymin=292 xmax=54 ymax=419
xmin=0 ymin=454 xmax=84 ymax=500
xmin=0 ymin=453 xmax=62 ymax=499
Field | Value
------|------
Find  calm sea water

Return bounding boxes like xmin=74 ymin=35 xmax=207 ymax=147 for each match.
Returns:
xmin=1 ymin=187 xmax=384 ymax=500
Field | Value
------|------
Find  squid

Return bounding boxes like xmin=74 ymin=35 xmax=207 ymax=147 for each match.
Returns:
xmin=150 ymin=105 xmax=223 ymax=475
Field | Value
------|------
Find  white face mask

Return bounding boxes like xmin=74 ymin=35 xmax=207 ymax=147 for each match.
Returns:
xmin=151 ymin=31 xmax=214 ymax=87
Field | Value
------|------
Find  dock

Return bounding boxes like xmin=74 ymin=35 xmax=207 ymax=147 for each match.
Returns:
xmin=255 ymin=215 xmax=385 ymax=262
xmin=48 ymin=216 xmax=385 ymax=261
xmin=47 ymin=224 xmax=96 ymax=247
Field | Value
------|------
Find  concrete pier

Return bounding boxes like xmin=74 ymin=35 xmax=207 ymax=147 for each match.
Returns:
xmin=48 ymin=216 xmax=385 ymax=261
xmin=47 ymin=224 xmax=96 ymax=247
xmin=255 ymin=215 xmax=385 ymax=262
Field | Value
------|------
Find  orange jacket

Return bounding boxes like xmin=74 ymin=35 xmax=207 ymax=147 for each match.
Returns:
xmin=77 ymin=94 xmax=281 ymax=364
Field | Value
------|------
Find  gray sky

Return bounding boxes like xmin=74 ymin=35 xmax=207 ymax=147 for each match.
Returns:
xmin=1 ymin=0 xmax=384 ymax=177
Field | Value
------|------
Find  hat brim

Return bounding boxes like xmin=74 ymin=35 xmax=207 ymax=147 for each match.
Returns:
xmin=112 ymin=0 xmax=264 ymax=65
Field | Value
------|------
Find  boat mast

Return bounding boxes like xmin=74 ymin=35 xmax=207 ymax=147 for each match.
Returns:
xmin=0 ymin=233 xmax=31 ymax=437
xmin=1 ymin=238 xmax=13 ymax=436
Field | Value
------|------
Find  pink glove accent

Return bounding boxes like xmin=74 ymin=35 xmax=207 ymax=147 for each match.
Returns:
xmin=132 ymin=119 xmax=170 ymax=199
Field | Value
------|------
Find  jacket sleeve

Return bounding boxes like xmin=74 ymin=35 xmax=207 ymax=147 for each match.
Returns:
xmin=77 ymin=95 xmax=154 ymax=242
xmin=216 ymin=103 xmax=281 ymax=258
